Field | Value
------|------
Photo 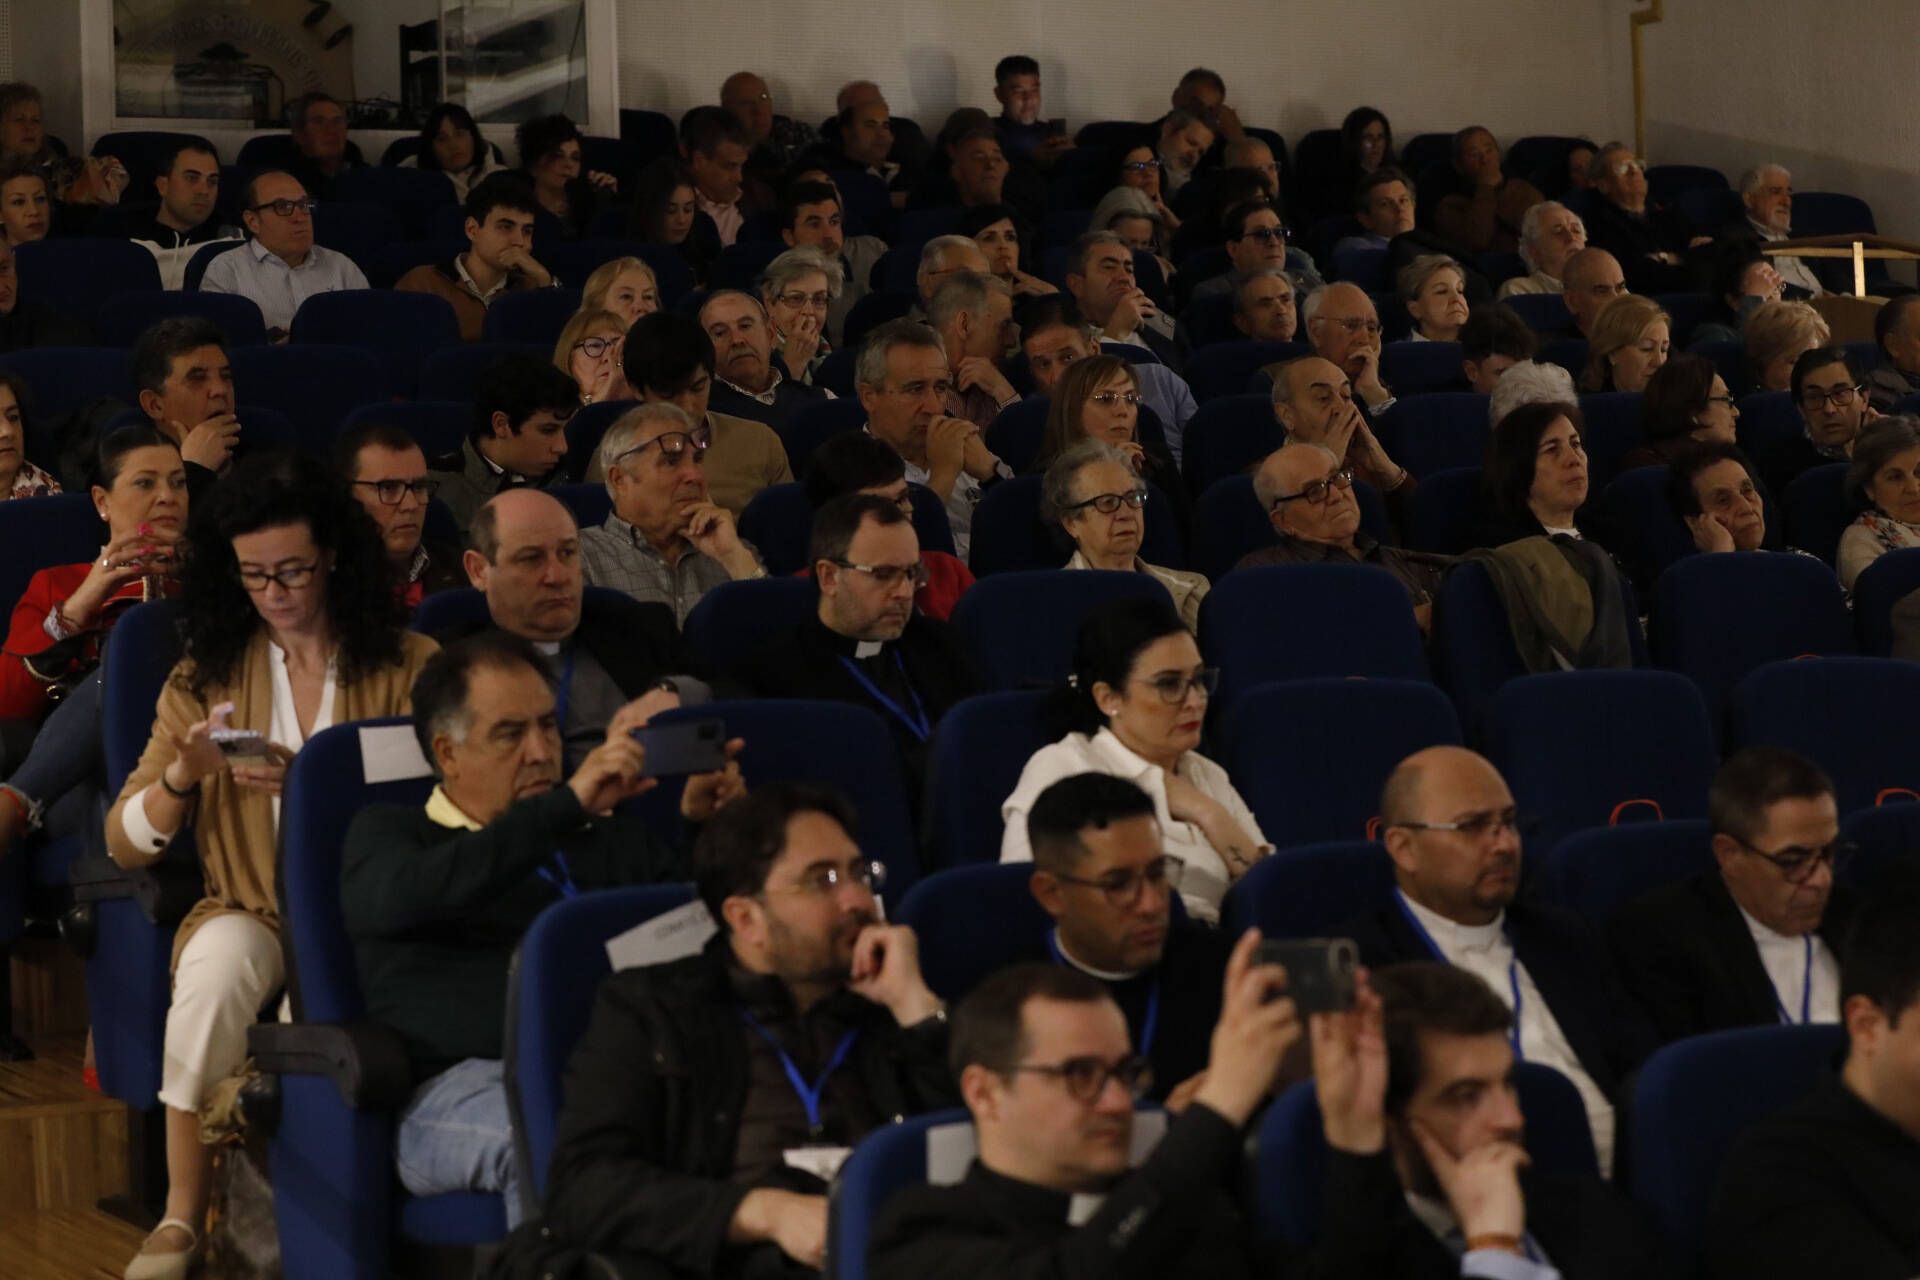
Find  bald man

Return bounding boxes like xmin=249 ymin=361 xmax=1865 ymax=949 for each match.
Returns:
xmin=1268 ymin=354 xmax=1415 ymax=530
xmin=721 ymin=71 xmax=817 ymax=176
xmin=439 ymin=489 xmax=697 ymax=768
xmin=1335 ymin=746 xmax=1657 ymax=1175
xmin=1559 ymin=248 xmax=1628 ymax=338
xmin=914 ymin=235 xmax=992 ymax=315
xmin=1304 ymin=283 xmax=1395 ymax=414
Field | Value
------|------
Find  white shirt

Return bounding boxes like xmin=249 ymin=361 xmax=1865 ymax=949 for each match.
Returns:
xmin=1737 ymin=904 xmax=1842 ymax=1024
xmin=1000 ymin=727 xmax=1267 ymax=924
xmin=1750 ymin=219 xmax=1825 ymax=297
xmin=697 ymin=190 xmax=744 ymax=247
xmin=897 ymin=454 xmax=1011 ymax=564
xmin=199 ymin=236 xmax=370 ymax=333
xmin=1399 ymin=892 xmax=1618 ymax=1176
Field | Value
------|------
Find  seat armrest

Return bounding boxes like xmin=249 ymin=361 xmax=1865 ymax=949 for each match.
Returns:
xmin=248 ymin=1021 xmax=415 ymax=1111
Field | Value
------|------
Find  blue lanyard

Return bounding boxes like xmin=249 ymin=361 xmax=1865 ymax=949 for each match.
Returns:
xmin=836 ymin=651 xmax=931 ymax=743
xmin=1774 ymin=934 xmax=1815 ymax=1025
xmin=553 ymin=646 xmax=577 ymax=729
xmin=1395 ymin=891 xmax=1524 ymax=1061
xmin=739 ymin=1012 xmax=861 ymax=1136
xmin=1046 ymin=931 xmax=1160 ymax=1057
xmin=536 ymin=849 xmax=580 ymax=898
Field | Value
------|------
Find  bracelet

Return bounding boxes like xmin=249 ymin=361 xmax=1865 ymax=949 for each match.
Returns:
xmin=1464 ymin=1234 xmax=1524 ymax=1254
xmin=157 ymin=771 xmax=196 ymax=800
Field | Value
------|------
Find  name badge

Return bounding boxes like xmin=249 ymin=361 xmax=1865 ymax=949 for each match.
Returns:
xmin=782 ymin=1145 xmax=853 ymax=1182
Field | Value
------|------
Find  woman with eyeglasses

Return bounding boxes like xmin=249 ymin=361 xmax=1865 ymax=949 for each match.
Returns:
xmin=759 ymin=245 xmax=843 ymax=386
xmin=1113 ymin=143 xmax=1180 ymax=237
xmin=1033 ymin=355 xmax=1186 ymax=528
xmin=1043 ymin=441 xmax=1208 ymax=629
xmin=1000 ymin=596 xmax=1269 ymax=924
xmin=1838 ymin=417 xmax=1920 ymax=591
xmin=554 ymin=308 xmax=633 ymax=406
xmin=1623 ymin=353 xmax=1741 ymax=470
xmin=107 ymin=451 xmax=436 ymax=1280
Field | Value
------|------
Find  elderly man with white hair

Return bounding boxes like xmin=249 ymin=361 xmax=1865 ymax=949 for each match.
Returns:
xmin=1303 ymin=282 xmax=1395 ymax=414
xmin=1498 ymin=201 xmax=1588 ymax=298
xmin=1736 ymin=163 xmax=1824 ymax=297
xmin=1487 ymin=359 xmax=1579 ymax=427
xmin=914 ymin=234 xmax=991 ymax=315
xmin=759 ymin=246 xmax=844 ymax=386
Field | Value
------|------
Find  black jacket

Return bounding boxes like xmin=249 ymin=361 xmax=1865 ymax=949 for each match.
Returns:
xmin=1608 ymin=870 xmax=1857 ymax=1044
xmin=1338 ymin=896 xmax=1657 ymax=1101
xmin=1706 ymin=1077 xmax=1920 ymax=1279
xmin=869 ymin=1104 xmax=1276 ymax=1280
xmin=541 ymin=936 xmax=957 ymax=1278
xmin=0 ymin=299 xmax=89 ymax=353
xmin=1756 ymin=432 xmax=1844 ymax=506
xmin=706 ymin=376 xmax=828 ymax=437
xmin=430 ymin=588 xmax=689 ymax=693
xmin=339 ymin=786 xmax=685 ymax=1083
xmin=1582 ymin=198 xmax=1696 ymax=295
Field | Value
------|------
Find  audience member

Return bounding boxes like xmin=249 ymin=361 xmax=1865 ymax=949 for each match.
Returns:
xmin=1188 ymin=201 xmax=1320 ymax=304
xmin=799 ymin=431 xmax=974 ymax=620
xmin=1336 ymin=167 xmax=1418 ymax=255
xmin=934 ymin=119 xmax=1020 ymax=218
xmin=1268 ymin=354 xmax=1416 ymax=526
xmin=1744 ymin=299 xmax=1830 ymax=394
xmin=1154 ymin=111 xmax=1216 ymax=198
xmin=680 ymin=106 xmax=763 ymax=248
xmin=516 ymin=113 xmax=615 ymax=240
xmin=579 ymin=403 xmax=766 ymax=625
xmin=629 ymin=159 xmax=716 ymax=286
xmin=1431 ymin=127 xmax=1545 ymax=254
xmin=926 ymin=271 xmax=1020 ymax=430
xmin=580 ymin=256 xmax=659 ymax=331
xmin=1458 ymin=304 xmax=1537 ymax=394
xmin=1705 ymin=885 xmax=1920 ymax=1278
xmin=1581 ymin=143 xmax=1696 ymax=294
xmin=429 ymin=352 xmax=577 ymax=532
xmin=1757 ymin=344 xmax=1871 ymax=499
xmin=400 ymin=102 xmax=507 ymax=201
xmin=778 ymin=179 xmax=883 ymax=344
xmin=914 ymin=235 xmax=991 ymax=315
xmin=1401 ymin=254 xmax=1471 ymax=343
xmin=959 ymin=203 xmax=1055 ymax=298
xmin=1239 ymin=443 xmax=1445 ymax=630
xmin=122 ymin=136 xmax=240 ymax=289
xmin=1580 ymin=294 xmax=1670 ymax=393
xmin=534 ymin=782 xmax=955 ymax=1278
xmin=198 ymin=170 xmax=367 ymax=340
xmin=1065 ymin=231 xmax=1179 ymax=368
xmin=1665 ymin=441 xmax=1778 ymax=556
xmin=340 ymin=631 xmax=740 ymax=1225
xmin=991 ymin=55 xmax=1071 ymax=166
xmin=1001 ymin=597 xmax=1269 ymax=924
xmin=722 ymin=71 xmax=817 ymax=176
xmin=1303 ymin=283 xmax=1395 ymax=414
xmin=1730 ymin=164 xmax=1824 ymax=297
xmin=0 ymin=159 xmax=52 ymax=243
xmin=1168 ymin=66 xmax=1245 ymax=151
xmin=0 ymin=81 xmax=127 ymax=205
xmin=0 ymin=236 xmax=88 ymax=353
xmin=106 ymin=451 xmax=436 ymax=1279
xmin=1034 ymin=353 xmax=1185 ymax=521
xmin=1112 ymin=142 xmax=1183 ymax=237
xmin=1300 ymin=104 xmax=1396 ymax=227
xmin=1611 ymin=747 xmax=1854 ymax=1043
xmin=1486 ymin=359 xmax=1578 ymax=427
xmin=1837 ymin=416 xmax=1920 ymax=591
xmin=1478 ymin=401 xmax=1596 ymax=545
xmin=834 ymin=92 xmax=910 ymax=206
xmin=1341 ymin=746 xmax=1656 ymax=1173
xmin=1017 ymin=295 xmax=1196 ymax=463
xmin=856 ymin=318 xmax=1011 ymax=561
xmin=0 ymin=368 xmax=51 ymax=498
xmin=283 ymin=91 xmax=362 ymax=198
xmin=555 ymin=307 xmax=632 ymax=406
xmin=131 ymin=316 xmax=242 ymax=500
xmin=1690 ymin=249 xmax=1785 ymax=347
xmin=335 ymin=420 xmax=465 ymax=608
xmin=1867 ymin=294 xmax=1920 ymax=412
xmin=760 ymin=247 xmax=842 ymax=386
xmin=1044 ymin=442 xmax=1208 ymax=628
xmin=701 ymin=289 xmax=830 ymax=433
xmin=1498 ymin=200 xmax=1588 ymax=298
xmin=396 ymin=173 xmax=553 ymax=342
xmin=1622 ymin=352 xmax=1739 ymax=469
xmin=1231 ymin=266 xmax=1299 ymax=345
xmin=1558 ymin=248 xmax=1629 ymax=338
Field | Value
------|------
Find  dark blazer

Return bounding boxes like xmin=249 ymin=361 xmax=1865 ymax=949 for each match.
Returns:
xmin=1338 ymin=896 xmax=1657 ymax=1100
xmin=430 ymin=587 xmax=689 ymax=691
xmin=1581 ymin=198 xmax=1696 ymax=295
xmin=1608 ymin=870 xmax=1857 ymax=1044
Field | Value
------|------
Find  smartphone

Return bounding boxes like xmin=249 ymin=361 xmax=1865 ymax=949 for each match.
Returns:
xmin=631 ymin=718 xmax=728 ymax=778
xmin=1256 ymin=937 xmax=1360 ymax=1015
xmin=210 ymin=728 xmax=272 ymax=764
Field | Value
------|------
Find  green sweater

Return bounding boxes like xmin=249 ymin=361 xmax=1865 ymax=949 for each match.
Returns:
xmin=340 ymin=785 xmax=687 ymax=1083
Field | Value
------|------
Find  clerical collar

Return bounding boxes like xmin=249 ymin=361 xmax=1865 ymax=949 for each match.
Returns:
xmin=1051 ymin=928 xmax=1145 ymax=982
xmin=533 ymin=640 xmax=561 ymax=656
xmin=853 ymin=639 xmax=884 ymax=659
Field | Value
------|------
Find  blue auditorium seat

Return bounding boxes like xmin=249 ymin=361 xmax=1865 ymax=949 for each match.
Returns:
xmin=1376 ymin=393 xmax=1490 ymax=477
xmin=709 ymin=239 xmax=784 ymax=291
xmin=1506 ymin=292 xmax=1573 ymax=335
xmin=1220 ymin=840 xmax=1396 ymax=940
xmin=549 ymin=482 xmax=612 ymax=531
xmin=1185 ymin=340 xmax=1306 ymax=404
xmin=311 ymin=200 xmax=397 ymax=267
xmin=1574 ymin=391 xmax=1644 ymax=486
xmin=682 ymin=577 xmax=820 ymax=676
xmin=967 ymin=475 xmax=1183 ymax=577
xmin=1600 ymin=464 xmax=1694 ymax=587
xmin=1694 ymin=341 xmax=1751 ymax=397
xmin=288 ymin=289 xmax=462 ymax=398
xmin=983 ymin=397 xmax=1049 ymax=475
xmin=1200 ymin=564 xmax=1429 ymax=706
xmin=1654 ymin=291 xmax=1715 ymax=347
xmin=0 ymin=494 xmax=101 ymax=619
xmin=1793 ymin=191 xmax=1876 ymax=237
xmin=952 ymin=569 xmax=1173 ymax=690
xmin=95 ymin=290 xmax=270 ymax=348
xmin=1380 ymin=340 xmax=1469 ymax=394
xmin=479 ymin=287 xmax=585 ymax=345
xmin=16 ymin=238 xmax=161 ymax=320
xmin=922 ymin=690 xmax=1052 ymax=868
xmin=1645 ymin=164 xmax=1727 ymax=203
xmin=1735 ymin=390 xmax=1804 ymax=459
xmin=779 ymin=397 xmax=867 ymax=476
xmin=1538 ymin=337 xmax=1589 ymax=380
xmin=340 ymin=401 xmax=470 ymax=462
xmin=1852 ymin=547 xmax=1920 ymax=656
xmin=560 ymin=399 xmax=637 ymax=477
xmin=229 ymin=344 xmax=389 ymax=441
xmin=814 ymin=348 xmax=857 ymax=398
xmin=1783 ymin=462 xmax=1853 ymax=565
xmin=1407 ymin=465 xmax=1486 ymax=555
xmin=1180 ymin=393 xmax=1283 ymax=497
xmin=842 ymin=291 xmax=913 ymax=347
xmin=1527 ymin=820 xmax=1715 ymax=928
xmin=893 ymin=864 xmax=1052 ymax=1001
xmin=0 ymin=347 xmax=138 ymax=426
xmin=825 ymin=1109 xmax=972 ymax=1280
xmin=1678 ymin=187 xmax=1745 ymax=237
xmin=329 ymin=166 xmax=458 ymax=239
xmin=1330 ymin=245 xmax=1388 ymax=290
xmin=1841 ymin=803 xmax=1920 ymax=891
xmin=1731 ymin=657 xmax=1920 ymax=813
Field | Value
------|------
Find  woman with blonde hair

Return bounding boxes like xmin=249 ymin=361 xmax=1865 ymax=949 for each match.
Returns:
xmin=1400 ymin=254 xmax=1470 ymax=343
xmin=1745 ymin=299 xmax=1830 ymax=393
xmin=579 ymin=256 xmax=660 ymax=330
xmin=1581 ymin=293 xmax=1671 ymax=392
xmin=553 ymin=308 xmax=631 ymax=405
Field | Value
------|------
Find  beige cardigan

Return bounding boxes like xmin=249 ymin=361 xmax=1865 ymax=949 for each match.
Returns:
xmin=106 ymin=629 xmax=440 ymax=969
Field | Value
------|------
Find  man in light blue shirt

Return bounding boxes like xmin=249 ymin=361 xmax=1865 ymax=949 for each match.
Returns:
xmin=199 ymin=170 xmax=367 ymax=339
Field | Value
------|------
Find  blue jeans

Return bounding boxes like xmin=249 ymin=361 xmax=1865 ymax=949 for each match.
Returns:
xmin=395 ymin=1057 xmax=523 ymax=1227
xmin=2 ymin=669 xmax=102 ymax=840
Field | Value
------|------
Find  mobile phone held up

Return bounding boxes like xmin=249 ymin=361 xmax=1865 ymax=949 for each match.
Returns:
xmin=210 ymin=728 xmax=273 ymax=764
xmin=1256 ymin=937 xmax=1360 ymax=1014
xmin=630 ymin=718 xmax=729 ymax=778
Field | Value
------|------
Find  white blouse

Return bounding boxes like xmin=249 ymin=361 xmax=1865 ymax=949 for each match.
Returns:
xmin=999 ymin=727 xmax=1266 ymax=923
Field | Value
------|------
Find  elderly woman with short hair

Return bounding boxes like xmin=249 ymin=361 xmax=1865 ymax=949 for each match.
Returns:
xmin=1838 ymin=416 xmax=1920 ymax=591
xmin=1042 ymin=440 xmax=1208 ymax=628
xmin=1400 ymin=254 xmax=1470 ymax=343
xmin=759 ymin=246 xmax=843 ymax=386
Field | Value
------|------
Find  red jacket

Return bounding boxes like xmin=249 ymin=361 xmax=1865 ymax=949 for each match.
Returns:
xmin=795 ymin=550 xmax=974 ymax=622
xmin=1 ymin=564 xmax=173 ymax=721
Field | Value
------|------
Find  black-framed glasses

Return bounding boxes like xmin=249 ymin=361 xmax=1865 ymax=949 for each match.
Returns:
xmin=612 ymin=425 xmax=713 ymax=467
xmin=774 ymin=290 xmax=832 ymax=310
xmin=832 ymin=559 xmax=929 ymax=589
xmin=1704 ymin=394 xmax=1738 ymax=410
xmin=1053 ymin=854 xmax=1186 ymax=908
xmin=572 ymin=336 xmax=621 ymax=360
xmin=1729 ymin=835 xmax=1854 ymax=885
xmin=1132 ymin=667 xmax=1218 ymax=705
xmin=351 ymin=478 xmax=438 ymax=506
xmin=1087 ymin=390 xmax=1144 ymax=408
xmin=249 ymin=197 xmax=317 ymax=217
xmin=1064 ymin=487 xmax=1148 ymax=516
xmin=762 ymin=858 xmax=888 ymax=898
xmin=1008 ymin=1053 xmax=1154 ymax=1104
xmin=236 ymin=560 xmax=320 ymax=593
xmin=1240 ymin=226 xmax=1292 ymax=244
xmin=1799 ymin=385 xmax=1864 ymax=410
xmin=1122 ymin=159 xmax=1163 ymax=173
xmin=1391 ymin=807 xmax=1536 ymax=841
xmin=1271 ymin=469 xmax=1354 ymax=508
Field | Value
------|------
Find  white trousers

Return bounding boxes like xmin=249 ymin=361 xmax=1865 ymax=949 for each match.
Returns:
xmin=157 ymin=912 xmax=283 ymax=1113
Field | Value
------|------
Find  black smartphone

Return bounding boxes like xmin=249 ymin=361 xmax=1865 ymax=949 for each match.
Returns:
xmin=1256 ymin=937 xmax=1360 ymax=1014
xmin=630 ymin=718 xmax=728 ymax=778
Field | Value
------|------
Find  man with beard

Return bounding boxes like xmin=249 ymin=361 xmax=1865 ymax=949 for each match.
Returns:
xmin=1335 ymin=746 xmax=1655 ymax=1176
xmin=1727 ymin=164 xmax=1824 ymax=297
xmin=538 ymin=781 xmax=957 ymax=1278
xmin=701 ymin=289 xmax=829 ymax=434
xmin=122 ymin=136 xmax=241 ymax=289
xmin=340 ymin=631 xmax=744 ymax=1226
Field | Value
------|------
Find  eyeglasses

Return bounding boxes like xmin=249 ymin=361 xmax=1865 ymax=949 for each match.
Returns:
xmin=1392 ymin=807 xmax=1536 ymax=840
xmin=1087 ymin=390 xmax=1144 ymax=408
xmin=762 ymin=858 xmax=888 ymax=897
xmin=1008 ymin=1053 xmax=1154 ymax=1104
xmin=612 ymin=425 xmax=712 ymax=467
xmin=1609 ymin=159 xmax=1648 ymax=176
xmin=881 ymin=380 xmax=957 ymax=401
xmin=1800 ymin=385 xmax=1864 ymax=409
xmin=236 ymin=560 xmax=320 ymax=593
xmin=1271 ymin=469 xmax=1354 ymax=508
xmin=248 ymin=197 xmax=317 ymax=217
xmin=1064 ymin=487 xmax=1148 ymax=516
xmin=1052 ymin=854 xmax=1187 ymax=908
xmin=1322 ymin=317 xmax=1382 ymax=336
xmin=774 ymin=290 xmax=832 ymax=310
xmin=832 ymin=559 xmax=930 ymax=589
xmin=1122 ymin=159 xmax=1163 ymax=173
xmin=351 ymin=478 xmax=438 ymax=506
xmin=1132 ymin=667 xmax=1219 ymax=705
xmin=572 ymin=336 xmax=621 ymax=360
xmin=1705 ymin=395 xmax=1738 ymax=410
xmin=1730 ymin=836 xmax=1854 ymax=885
xmin=1240 ymin=226 xmax=1291 ymax=244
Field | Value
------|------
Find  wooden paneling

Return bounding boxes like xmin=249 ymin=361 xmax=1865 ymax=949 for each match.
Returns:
xmin=0 ymin=1035 xmax=129 ymax=1213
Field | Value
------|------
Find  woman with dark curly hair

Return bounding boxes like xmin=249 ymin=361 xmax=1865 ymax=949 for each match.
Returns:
xmin=105 ymin=450 xmax=436 ymax=1280
xmin=515 ymin=113 xmax=617 ymax=239
xmin=628 ymin=156 xmax=717 ymax=286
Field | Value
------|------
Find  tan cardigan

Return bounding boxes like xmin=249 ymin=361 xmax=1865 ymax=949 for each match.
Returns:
xmin=106 ymin=629 xmax=440 ymax=969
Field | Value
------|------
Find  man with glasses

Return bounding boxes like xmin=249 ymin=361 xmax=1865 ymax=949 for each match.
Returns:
xmin=1304 ymin=283 xmax=1397 ymax=416
xmin=701 ymin=289 xmax=828 ymax=434
xmin=1337 ymin=745 xmax=1657 ymax=1174
xmin=1239 ymin=443 xmax=1445 ymax=632
xmin=800 ymin=431 xmax=975 ymax=621
xmin=1609 ymin=747 xmax=1856 ymax=1044
xmin=731 ymin=494 xmax=977 ymax=793
xmin=199 ymin=169 xmax=367 ymax=340
xmin=1186 ymin=201 xmax=1324 ymax=308
xmin=335 ymin=420 xmax=464 ymax=612
xmin=857 ymin=319 xmax=1012 ymax=561
xmin=927 ymin=271 xmax=1020 ymax=429
xmin=581 ymin=402 xmax=766 ymax=626
xmin=1581 ymin=142 xmax=1698 ymax=295
xmin=340 ymin=631 xmax=740 ymax=1229
xmin=539 ymin=781 xmax=954 ymax=1276
xmin=430 ymin=352 xmax=579 ymax=534
xmin=1269 ymin=354 xmax=1418 ymax=530
xmin=1558 ymin=248 xmax=1629 ymax=339
xmin=778 ymin=180 xmax=884 ymax=346
xmin=1065 ymin=230 xmax=1180 ymax=369
xmin=397 ymin=173 xmax=554 ymax=342
xmin=1760 ymin=345 xmax=1877 ymax=497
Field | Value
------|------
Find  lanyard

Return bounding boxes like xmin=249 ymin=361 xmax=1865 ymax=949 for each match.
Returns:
xmin=1395 ymin=891 xmax=1524 ymax=1061
xmin=1774 ymin=934 xmax=1815 ymax=1025
xmin=836 ymin=651 xmax=931 ymax=742
xmin=536 ymin=848 xmax=580 ymax=898
xmin=1046 ymin=931 xmax=1161 ymax=1058
xmin=553 ymin=647 xmax=577 ymax=728
xmin=739 ymin=1011 xmax=861 ymax=1135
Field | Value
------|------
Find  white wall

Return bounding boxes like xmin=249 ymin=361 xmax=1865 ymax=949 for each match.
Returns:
xmin=617 ymin=0 xmax=1635 ymax=151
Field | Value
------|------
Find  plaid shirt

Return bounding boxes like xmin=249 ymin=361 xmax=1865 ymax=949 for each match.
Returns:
xmin=579 ymin=512 xmax=763 ymax=627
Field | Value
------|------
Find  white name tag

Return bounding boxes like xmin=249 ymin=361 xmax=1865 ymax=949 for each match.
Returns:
xmin=782 ymin=1145 xmax=852 ymax=1181
xmin=358 ymin=724 xmax=433 ymax=784
xmin=604 ymin=899 xmax=717 ymax=971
